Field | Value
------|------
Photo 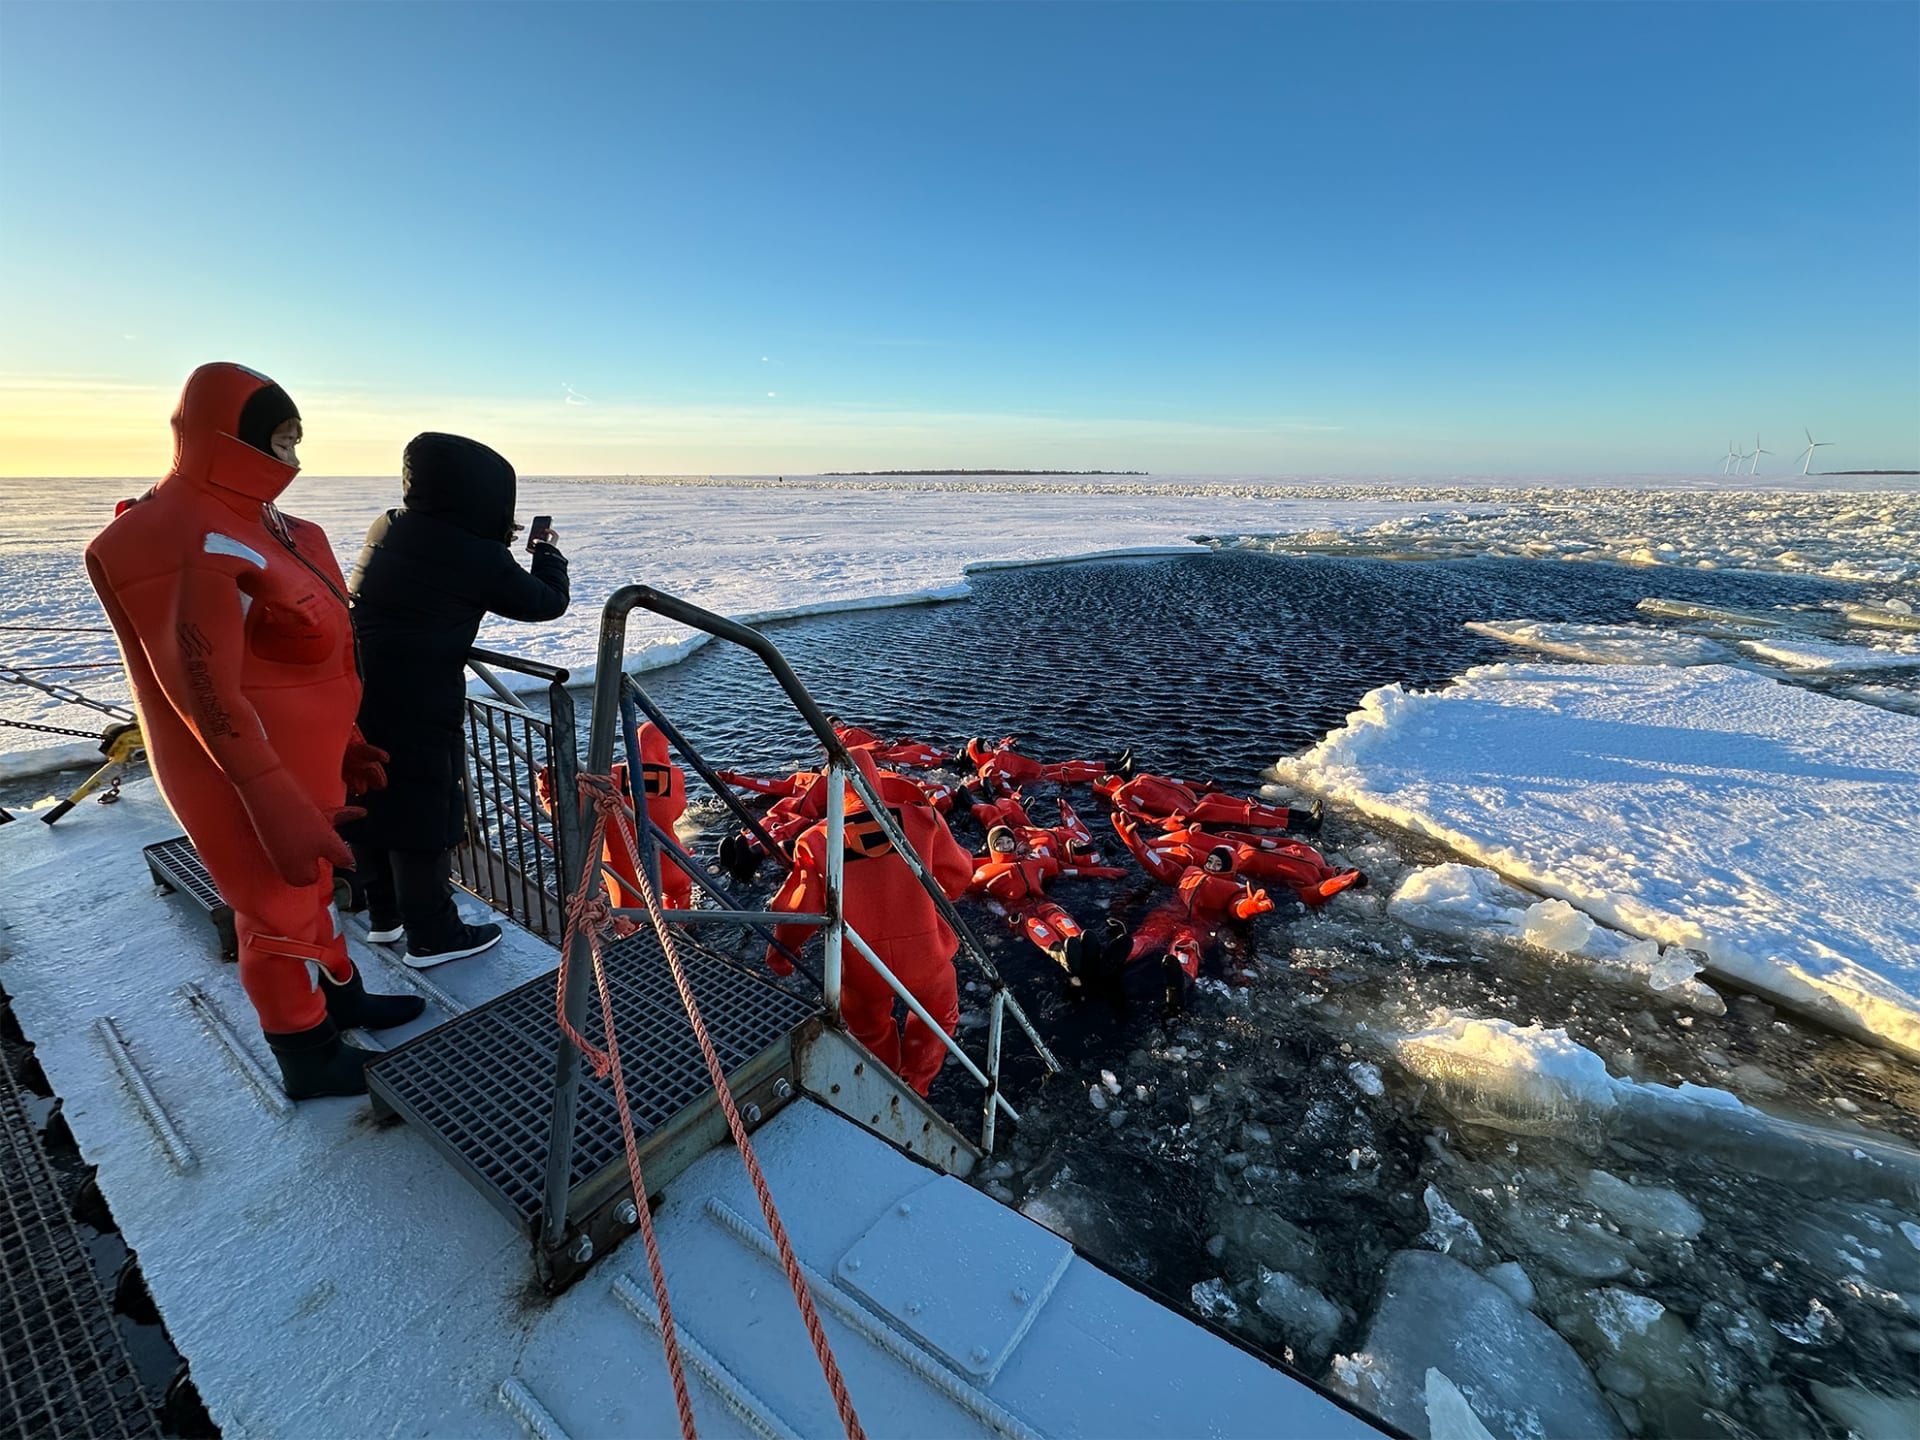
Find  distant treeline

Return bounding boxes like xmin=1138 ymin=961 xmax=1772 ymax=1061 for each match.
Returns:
xmin=823 ymin=469 xmax=1149 ymax=477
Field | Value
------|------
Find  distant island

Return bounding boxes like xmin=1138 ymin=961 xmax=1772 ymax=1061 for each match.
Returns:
xmin=822 ymin=469 xmax=1148 ymax=477
xmin=1823 ymin=470 xmax=1920 ymax=476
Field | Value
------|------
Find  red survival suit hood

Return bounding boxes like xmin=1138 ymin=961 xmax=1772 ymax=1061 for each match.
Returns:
xmin=154 ymin=362 xmax=302 ymax=514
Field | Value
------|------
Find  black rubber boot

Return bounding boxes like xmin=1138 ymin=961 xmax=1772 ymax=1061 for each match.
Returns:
xmin=1051 ymin=935 xmax=1086 ymax=990
xmin=718 ymin=834 xmax=763 ymax=884
xmin=265 ymin=1018 xmax=379 ymax=1100
xmin=1288 ymin=800 xmax=1324 ymax=837
xmin=320 ymin=964 xmax=425 ymax=1030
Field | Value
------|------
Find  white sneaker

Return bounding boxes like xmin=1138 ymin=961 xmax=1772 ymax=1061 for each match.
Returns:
xmin=365 ymin=924 xmax=406 ymax=945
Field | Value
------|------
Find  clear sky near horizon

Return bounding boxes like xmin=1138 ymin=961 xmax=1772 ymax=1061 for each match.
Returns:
xmin=1 ymin=0 xmax=1915 ymax=478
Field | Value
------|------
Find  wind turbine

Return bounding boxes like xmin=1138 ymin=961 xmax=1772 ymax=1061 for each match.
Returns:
xmin=1721 ymin=441 xmax=1740 ymax=475
xmin=1797 ymin=427 xmax=1835 ymax=476
xmin=1748 ymin=434 xmax=1771 ymax=475
xmin=1737 ymin=443 xmax=1755 ymax=473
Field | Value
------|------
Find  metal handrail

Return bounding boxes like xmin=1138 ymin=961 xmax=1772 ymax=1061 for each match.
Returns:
xmin=544 ymin=585 xmax=1057 ymax=1240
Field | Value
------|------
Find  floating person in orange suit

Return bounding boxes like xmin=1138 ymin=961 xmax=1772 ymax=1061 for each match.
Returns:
xmin=966 ymin=788 xmax=1102 ymax=862
xmin=1112 ymin=812 xmax=1365 ymax=906
xmin=966 ymin=736 xmax=1112 ymax=796
xmin=1113 ymin=846 xmax=1275 ymax=1011
xmin=829 ymin=719 xmax=951 ymax=768
xmin=766 ymin=752 xmax=974 ymax=1095
xmin=1098 ymin=767 xmax=1323 ymax=835
xmin=84 ymin=362 xmax=422 ymax=1100
xmin=968 ymin=826 xmax=1127 ymax=982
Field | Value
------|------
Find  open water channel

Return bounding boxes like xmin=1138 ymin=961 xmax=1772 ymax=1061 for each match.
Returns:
xmin=622 ymin=550 xmax=1920 ymax=1440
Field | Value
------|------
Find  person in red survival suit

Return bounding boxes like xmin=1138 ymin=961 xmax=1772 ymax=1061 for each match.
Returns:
xmin=765 ymin=752 xmax=973 ymax=1094
xmin=84 ymin=364 xmax=423 ymax=1099
xmin=1114 ymin=812 xmax=1365 ymax=907
xmin=967 ymin=789 xmax=1101 ymax=862
xmin=1115 ymin=846 xmax=1274 ymax=1012
xmin=602 ymin=722 xmax=693 ymax=911
xmin=535 ymin=733 xmax=692 ymax=930
xmin=1098 ymin=768 xmax=1323 ymax=836
xmin=718 ymin=761 xmax=954 ymax=882
xmin=965 ymin=736 xmax=1113 ymax=796
xmin=829 ymin=719 xmax=950 ymax=768
xmin=969 ymin=826 xmax=1126 ymax=983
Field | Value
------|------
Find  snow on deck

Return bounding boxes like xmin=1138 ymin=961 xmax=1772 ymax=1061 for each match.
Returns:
xmin=0 ymin=782 xmax=1380 ymax=1438
xmin=1280 ymin=663 xmax=1920 ymax=1059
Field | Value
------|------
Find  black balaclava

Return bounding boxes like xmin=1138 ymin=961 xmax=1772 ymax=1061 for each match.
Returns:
xmin=236 ymin=383 xmax=300 ymax=459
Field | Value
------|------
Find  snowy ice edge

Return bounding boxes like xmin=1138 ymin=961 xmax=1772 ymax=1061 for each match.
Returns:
xmin=1278 ymin=662 xmax=1920 ymax=1061
xmin=469 ymin=542 xmax=1206 ymax=698
xmin=0 ymin=542 xmax=1208 ymax=780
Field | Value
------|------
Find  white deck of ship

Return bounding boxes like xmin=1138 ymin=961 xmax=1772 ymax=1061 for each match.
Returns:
xmin=0 ymin=780 xmax=1382 ymax=1439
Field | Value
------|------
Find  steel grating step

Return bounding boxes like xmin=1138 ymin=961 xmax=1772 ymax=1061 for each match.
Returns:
xmin=140 ymin=836 xmax=236 ymax=963
xmin=0 ymin=1045 xmax=161 ymax=1439
xmin=365 ymin=931 xmax=819 ymax=1236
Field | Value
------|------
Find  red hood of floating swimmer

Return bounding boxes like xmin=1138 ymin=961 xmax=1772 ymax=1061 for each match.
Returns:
xmin=639 ymin=721 xmax=670 ymax=766
xmin=160 ymin=362 xmax=300 ymax=508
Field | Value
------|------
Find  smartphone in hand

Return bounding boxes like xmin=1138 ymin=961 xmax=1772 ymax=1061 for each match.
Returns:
xmin=527 ymin=515 xmax=554 ymax=551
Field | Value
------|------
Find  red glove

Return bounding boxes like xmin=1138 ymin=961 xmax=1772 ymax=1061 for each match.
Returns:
xmin=1233 ymin=887 xmax=1275 ymax=921
xmin=765 ymin=944 xmax=795 ymax=977
xmin=237 ymin=766 xmax=358 ymax=886
xmin=343 ymin=733 xmax=389 ymax=796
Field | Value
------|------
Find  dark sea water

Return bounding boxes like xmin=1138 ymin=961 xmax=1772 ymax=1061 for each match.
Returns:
xmin=619 ymin=552 xmax=1920 ymax=1440
xmin=626 ymin=548 xmax=1875 ymax=789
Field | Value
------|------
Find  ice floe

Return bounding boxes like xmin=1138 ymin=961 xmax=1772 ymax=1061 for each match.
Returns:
xmin=1464 ymin=620 xmax=1733 ymax=666
xmin=1331 ymin=1249 xmax=1623 ymax=1440
xmin=1283 ymin=662 xmax=1920 ymax=1058
xmin=1380 ymin=1013 xmax=1920 ymax=1207
xmin=1219 ymin=486 xmax=1920 ymax=585
xmin=1388 ymin=862 xmax=1722 ymax=1012
xmin=1735 ymin=634 xmax=1920 ymax=673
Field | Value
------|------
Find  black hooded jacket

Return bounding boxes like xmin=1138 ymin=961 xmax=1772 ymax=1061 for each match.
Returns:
xmin=345 ymin=433 xmax=569 ymax=849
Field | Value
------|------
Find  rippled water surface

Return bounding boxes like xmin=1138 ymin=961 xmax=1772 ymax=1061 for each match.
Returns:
xmin=621 ymin=552 xmax=1918 ymax=1440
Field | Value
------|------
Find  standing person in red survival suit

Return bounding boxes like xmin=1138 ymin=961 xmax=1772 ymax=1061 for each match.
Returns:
xmin=343 ymin=434 xmax=570 ymax=968
xmin=766 ymin=752 xmax=973 ymax=1095
xmin=84 ymin=363 xmax=423 ymax=1099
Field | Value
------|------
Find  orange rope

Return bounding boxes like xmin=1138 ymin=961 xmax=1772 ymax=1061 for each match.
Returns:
xmin=557 ymin=774 xmax=697 ymax=1439
xmin=557 ymin=772 xmax=866 ymax=1440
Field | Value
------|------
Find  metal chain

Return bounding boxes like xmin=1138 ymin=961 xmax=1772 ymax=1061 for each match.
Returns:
xmin=0 ymin=666 xmax=137 ymax=722
xmin=0 ymin=715 xmax=107 ymax=741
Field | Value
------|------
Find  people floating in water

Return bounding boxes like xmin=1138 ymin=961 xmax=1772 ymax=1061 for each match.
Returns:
xmin=711 ymin=725 xmax=1364 ymax=1054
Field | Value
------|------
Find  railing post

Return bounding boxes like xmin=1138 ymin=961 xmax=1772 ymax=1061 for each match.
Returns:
xmin=539 ymin=619 xmax=620 ymax=1251
xmin=822 ymin=761 xmax=846 ymax=1022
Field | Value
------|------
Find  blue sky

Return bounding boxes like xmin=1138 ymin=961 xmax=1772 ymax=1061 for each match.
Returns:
xmin=2 ymin=1 xmax=1915 ymax=475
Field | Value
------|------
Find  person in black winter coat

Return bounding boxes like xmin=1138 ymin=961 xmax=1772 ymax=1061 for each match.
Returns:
xmin=344 ymin=433 xmax=570 ymax=966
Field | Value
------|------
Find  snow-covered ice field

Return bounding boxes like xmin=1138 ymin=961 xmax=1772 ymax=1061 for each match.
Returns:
xmin=5 ymin=474 xmax=1915 ymax=760
xmin=1 ymin=473 xmax=1438 ymax=763
xmin=1283 ymin=663 xmax=1920 ymax=1058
